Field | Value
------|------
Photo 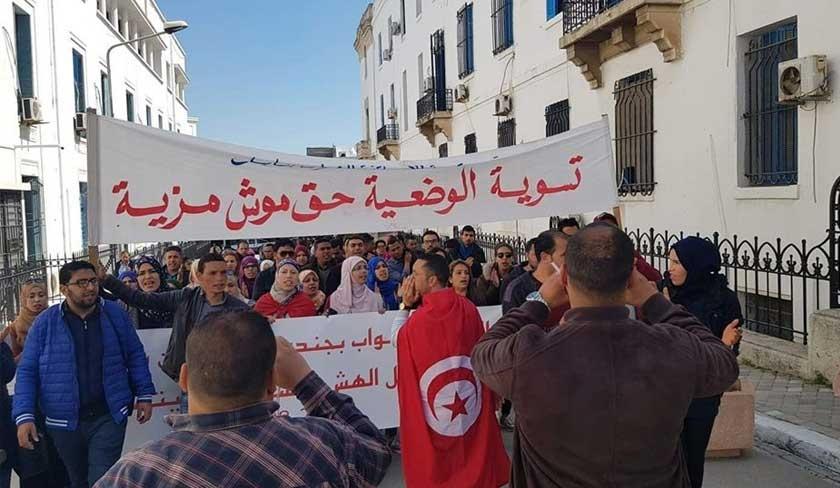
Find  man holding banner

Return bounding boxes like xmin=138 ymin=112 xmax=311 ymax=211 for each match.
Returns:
xmin=395 ymin=254 xmax=509 ymax=487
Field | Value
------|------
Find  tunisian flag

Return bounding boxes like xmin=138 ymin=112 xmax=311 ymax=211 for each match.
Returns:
xmin=397 ymin=288 xmax=510 ymax=487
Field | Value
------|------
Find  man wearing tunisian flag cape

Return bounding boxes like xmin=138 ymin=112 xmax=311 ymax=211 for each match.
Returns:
xmin=393 ymin=254 xmax=510 ymax=488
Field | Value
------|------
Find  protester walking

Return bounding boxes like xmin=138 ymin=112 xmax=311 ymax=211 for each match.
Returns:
xmin=456 ymin=226 xmax=486 ymax=277
xmin=116 ymin=256 xmax=175 ymax=330
xmin=162 ymin=246 xmax=189 ymax=289
xmin=96 ymin=311 xmax=391 ymax=487
xmin=1 ymin=282 xmax=48 ymax=361
xmin=98 ymin=254 xmax=250 ymax=412
xmin=449 ymin=260 xmax=481 ymax=305
xmin=327 ymin=256 xmax=384 ymax=314
xmin=14 ymin=261 xmax=156 ymax=488
xmin=367 ymin=257 xmax=400 ymax=311
xmin=662 ymin=236 xmax=744 ymax=488
xmin=474 ymin=243 xmax=516 ymax=306
xmin=254 ymin=260 xmax=317 ymax=319
xmin=299 ymin=270 xmax=327 ymax=314
xmin=238 ymin=255 xmax=259 ymax=301
xmin=393 ymin=254 xmax=510 ymax=488
xmin=472 ymin=224 xmax=739 ymax=487
xmin=253 ymin=239 xmax=296 ymax=301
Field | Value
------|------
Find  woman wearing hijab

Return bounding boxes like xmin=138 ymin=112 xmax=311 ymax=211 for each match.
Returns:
xmin=238 ymin=256 xmax=259 ymax=300
xmin=367 ymin=257 xmax=399 ymax=311
xmin=327 ymin=256 xmax=384 ymax=315
xmin=294 ymin=245 xmax=310 ymax=268
xmin=118 ymin=270 xmax=139 ymax=290
xmin=254 ymin=260 xmax=317 ymax=319
xmin=225 ymin=273 xmax=250 ymax=305
xmin=123 ymin=256 xmax=175 ymax=329
xmin=661 ymin=236 xmax=743 ymax=488
xmin=300 ymin=269 xmax=327 ymax=315
xmin=1 ymin=282 xmax=48 ymax=361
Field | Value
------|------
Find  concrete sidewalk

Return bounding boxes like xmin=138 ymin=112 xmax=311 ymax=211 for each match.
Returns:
xmin=742 ymin=365 xmax=840 ymax=479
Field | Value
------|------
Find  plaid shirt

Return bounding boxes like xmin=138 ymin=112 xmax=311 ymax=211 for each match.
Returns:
xmin=95 ymin=372 xmax=391 ymax=488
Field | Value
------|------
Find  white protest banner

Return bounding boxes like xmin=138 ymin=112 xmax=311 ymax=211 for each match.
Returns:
xmin=87 ymin=114 xmax=615 ymax=244
xmin=123 ymin=306 xmax=503 ymax=453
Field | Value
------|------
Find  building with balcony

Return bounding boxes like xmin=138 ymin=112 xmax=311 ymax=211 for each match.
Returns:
xmin=353 ymin=0 xmax=839 ymax=245
xmin=0 ymin=0 xmax=193 ymax=265
xmin=355 ymin=0 xmax=840 ymax=342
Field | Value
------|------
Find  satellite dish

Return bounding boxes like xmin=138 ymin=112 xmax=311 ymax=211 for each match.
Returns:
xmin=780 ymin=66 xmax=801 ymax=96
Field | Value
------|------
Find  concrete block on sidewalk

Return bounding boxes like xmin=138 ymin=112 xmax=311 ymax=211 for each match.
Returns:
xmin=706 ymin=379 xmax=755 ymax=458
xmin=756 ymin=413 xmax=840 ymax=478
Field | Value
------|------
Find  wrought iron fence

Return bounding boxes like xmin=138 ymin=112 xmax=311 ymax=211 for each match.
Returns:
xmin=831 ymin=176 xmax=840 ymax=308
xmin=471 ymin=226 xmax=832 ymax=345
xmin=0 ymin=241 xmax=210 ymax=325
xmin=563 ymin=0 xmax=625 ymax=34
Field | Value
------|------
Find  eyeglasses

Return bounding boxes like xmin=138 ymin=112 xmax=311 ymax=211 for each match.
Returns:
xmin=278 ymin=250 xmax=294 ymax=257
xmin=496 ymin=253 xmax=513 ymax=259
xmin=68 ymin=278 xmax=99 ymax=288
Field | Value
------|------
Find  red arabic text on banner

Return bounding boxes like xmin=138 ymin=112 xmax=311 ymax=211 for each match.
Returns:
xmin=86 ymin=114 xmax=615 ymax=243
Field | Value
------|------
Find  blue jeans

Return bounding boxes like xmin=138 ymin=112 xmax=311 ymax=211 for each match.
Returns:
xmin=49 ymin=414 xmax=127 ymax=488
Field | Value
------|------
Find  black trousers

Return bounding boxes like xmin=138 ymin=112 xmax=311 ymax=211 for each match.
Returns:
xmin=681 ymin=416 xmax=716 ymax=488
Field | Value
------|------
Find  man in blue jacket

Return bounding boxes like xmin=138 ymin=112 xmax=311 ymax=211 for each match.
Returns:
xmin=13 ymin=261 xmax=155 ymax=488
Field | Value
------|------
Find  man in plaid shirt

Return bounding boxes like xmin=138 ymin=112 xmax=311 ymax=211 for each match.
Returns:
xmin=95 ymin=311 xmax=392 ymax=488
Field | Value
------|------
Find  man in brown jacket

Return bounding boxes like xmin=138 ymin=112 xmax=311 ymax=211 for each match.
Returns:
xmin=471 ymin=224 xmax=739 ymax=487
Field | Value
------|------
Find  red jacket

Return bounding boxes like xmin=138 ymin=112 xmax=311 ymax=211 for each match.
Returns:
xmin=635 ymin=251 xmax=663 ymax=282
xmin=254 ymin=292 xmax=317 ymax=319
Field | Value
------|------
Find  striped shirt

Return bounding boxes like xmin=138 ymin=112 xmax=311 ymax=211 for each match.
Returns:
xmin=95 ymin=372 xmax=392 ymax=488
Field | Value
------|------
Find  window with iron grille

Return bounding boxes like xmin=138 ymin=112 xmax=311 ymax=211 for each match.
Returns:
xmin=614 ymin=69 xmax=655 ymax=196
xmin=464 ymin=133 xmax=477 ymax=153
xmin=498 ymin=119 xmax=516 ymax=148
xmin=0 ymin=191 xmax=25 ymax=270
xmin=457 ymin=4 xmax=475 ymax=78
xmin=439 ymin=143 xmax=448 ymax=158
xmin=491 ymin=0 xmax=513 ymax=54
xmin=545 ymin=100 xmax=570 ymax=137
xmin=740 ymin=291 xmax=794 ymax=341
xmin=743 ymin=22 xmax=798 ymax=187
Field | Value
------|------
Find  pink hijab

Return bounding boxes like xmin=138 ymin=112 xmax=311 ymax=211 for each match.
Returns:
xmin=329 ymin=256 xmax=383 ymax=314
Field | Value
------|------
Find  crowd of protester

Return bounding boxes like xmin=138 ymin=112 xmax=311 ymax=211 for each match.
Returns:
xmin=0 ymin=214 xmax=744 ymax=487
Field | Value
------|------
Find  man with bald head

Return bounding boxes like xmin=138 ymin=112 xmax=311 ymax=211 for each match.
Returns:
xmin=472 ymin=223 xmax=739 ymax=488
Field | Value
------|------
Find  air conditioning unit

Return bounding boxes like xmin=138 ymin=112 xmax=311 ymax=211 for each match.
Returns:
xmin=390 ymin=21 xmax=402 ymax=36
xmin=454 ymin=84 xmax=469 ymax=102
xmin=74 ymin=112 xmax=87 ymax=134
xmin=387 ymin=107 xmax=398 ymax=120
xmin=424 ymin=76 xmax=435 ymax=93
xmin=383 ymin=48 xmax=393 ymax=61
xmin=20 ymin=97 xmax=43 ymax=124
xmin=494 ymin=94 xmax=512 ymax=116
xmin=778 ymin=55 xmax=830 ymax=104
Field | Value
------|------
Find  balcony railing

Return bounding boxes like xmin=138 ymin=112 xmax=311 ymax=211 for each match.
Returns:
xmin=563 ymin=0 xmax=625 ymax=34
xmin=376 ymin=123 xmax=400 ymax=143
xmin=416 ymin=89 xmax=453 ymax=124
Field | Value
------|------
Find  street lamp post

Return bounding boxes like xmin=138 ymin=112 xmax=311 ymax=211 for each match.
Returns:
xmin=105 ymin=20 xmax=188 ymax=117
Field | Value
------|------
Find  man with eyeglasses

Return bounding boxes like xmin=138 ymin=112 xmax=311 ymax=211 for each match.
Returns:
xmin=252 ymin=239 xmax=296 ymax=301
xmin=13 ymin=261 xmax=155 ymax=488
xmin=474 ymin=243 xmax=517 ymax=306
xmin=421 ymin=230 xmax=441 ymax=253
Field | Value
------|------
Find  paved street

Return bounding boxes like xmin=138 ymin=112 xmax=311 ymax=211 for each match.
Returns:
xmin=380 ymin=431 xmax=840 ymax=487
xmin=742 ymin=365 xmax=840 ymax=440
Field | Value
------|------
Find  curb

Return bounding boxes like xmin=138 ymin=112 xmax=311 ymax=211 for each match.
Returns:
xmin=755 ymin=413 xmax=840 ymax=477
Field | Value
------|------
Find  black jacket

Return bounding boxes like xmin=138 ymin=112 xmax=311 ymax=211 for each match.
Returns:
xmin=662 ymin=274 xmax=742 ymax=418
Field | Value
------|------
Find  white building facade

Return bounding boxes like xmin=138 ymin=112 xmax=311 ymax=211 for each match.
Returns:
xmin=354 ymin=0 xmax=839 ymax=341
xmin=354 ymin=0 xmax=838 ymax=246
xmin=0 ymin=0 xmax=192 ymax=265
